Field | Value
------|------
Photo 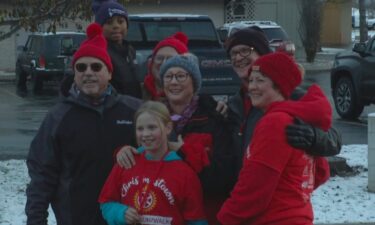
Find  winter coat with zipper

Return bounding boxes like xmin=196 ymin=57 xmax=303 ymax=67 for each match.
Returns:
xmin=172 ymin=94 xmax=234 ymax=225
xmin=25 ymin=76 xmax=142 ymax=225
xmin=218 ymin=85 xmax=331 ymax=225
xmin=107 ymin=40 xmax=142 ymax=99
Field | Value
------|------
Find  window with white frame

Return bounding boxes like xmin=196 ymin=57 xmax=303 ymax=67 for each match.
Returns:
xmin=225 ymin=0 xmax=255 ymax=23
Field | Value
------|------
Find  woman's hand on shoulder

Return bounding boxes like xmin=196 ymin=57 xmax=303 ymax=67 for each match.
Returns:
xmin=168 ymin=135 xmax=184 ymax=151
xmin=116 ymin=145 xmax=138 ymax=169
xmin=216 ymin=100 xmax=228 ymax=117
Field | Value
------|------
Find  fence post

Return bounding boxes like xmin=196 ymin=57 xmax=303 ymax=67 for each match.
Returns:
xmin=369 ymin=113 xmax=375 ymax=192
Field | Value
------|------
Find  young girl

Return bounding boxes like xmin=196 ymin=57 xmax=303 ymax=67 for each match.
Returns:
xmin=99 ymin=101 xmax=207 ymax=225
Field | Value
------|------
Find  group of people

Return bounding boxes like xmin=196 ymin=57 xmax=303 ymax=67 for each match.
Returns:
xmin=25 ymin=1 xmax=342 ymax=225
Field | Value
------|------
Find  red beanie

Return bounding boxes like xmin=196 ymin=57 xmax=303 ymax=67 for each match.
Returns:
xmin=251 ymin=52 xmax=302 ymax=98
xmin=152 ymin=32 xmax=189 ymax=57
xmin=72 ymin=23 xmax=113 ymax=72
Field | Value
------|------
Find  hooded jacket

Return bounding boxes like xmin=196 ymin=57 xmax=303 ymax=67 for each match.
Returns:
xmin=107 ymin=40 xmax=142 ymax=98
xmin=25 ymin=76 xmax=141 ymax=225
xmin=218 ymin=85 xmax=331 ymax=225
xmin=227 ymin=85 xmax=341 ymax=179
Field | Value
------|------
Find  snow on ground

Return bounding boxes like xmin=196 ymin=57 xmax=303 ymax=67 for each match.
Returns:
xmin=0 ymin=145 xmax=374 ymax=225
xmin=312 ymin=145 xmax=375 ymax=224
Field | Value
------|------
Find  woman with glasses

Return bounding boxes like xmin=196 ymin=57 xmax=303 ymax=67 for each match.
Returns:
xmin=157 ymin=53 xmax=234 ymax=225
xmin=116 ymin=53 xmax=234 ymax=225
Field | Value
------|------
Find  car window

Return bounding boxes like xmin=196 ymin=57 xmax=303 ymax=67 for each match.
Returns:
xmin=44 ymin=35 xmax=85 ymax=56
xmin=60 ymin=35 xmax=86 ymax=55
xmin=262 ymin=28 xmax=289 ymax=42
xmin=217 ymin=28 xmax=228 ymax=42
xmin=128 ymin=20 xmax=218 ymax=46
xmin=25 ymin=37 xmax=33 ymax=51
xmin=30 ymin=37 xmax=42 ymax=53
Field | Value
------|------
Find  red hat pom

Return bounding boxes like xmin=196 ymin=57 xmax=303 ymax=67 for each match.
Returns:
xmin=174 ymin=32 xmax=188 ymax=45
xmin=72 ymin=22 xmax=113 ymax=72
xmin=86 ymin=23 xmax=103 ymax=39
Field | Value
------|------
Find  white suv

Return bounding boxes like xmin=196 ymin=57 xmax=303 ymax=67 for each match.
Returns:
xmin=217 ymin=20 xmax=295 ymax=56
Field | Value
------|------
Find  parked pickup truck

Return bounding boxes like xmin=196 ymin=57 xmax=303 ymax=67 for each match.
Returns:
xmin=127 ymin=14 xmax=240 ymax=101
xmin=330 ymin=36 xmax=375 ymax=120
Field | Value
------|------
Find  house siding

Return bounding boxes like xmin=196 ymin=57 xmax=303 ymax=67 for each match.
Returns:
xmin=254 ymin=0 xmax=303 ymax=57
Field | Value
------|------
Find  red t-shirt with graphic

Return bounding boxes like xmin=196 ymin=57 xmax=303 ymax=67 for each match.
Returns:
xmin=99 ymin=153 xmax=206 ymax=225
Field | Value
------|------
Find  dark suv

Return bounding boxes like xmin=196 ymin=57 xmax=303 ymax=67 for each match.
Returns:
xmin=16 ymin=32 xmax=86 ymax=93
xmin=330 ymin=36 xmax=375 ymax=120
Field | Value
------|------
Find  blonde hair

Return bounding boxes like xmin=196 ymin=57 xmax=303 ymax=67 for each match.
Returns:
xmin=134 ymin=101 xmax=172 ymax=126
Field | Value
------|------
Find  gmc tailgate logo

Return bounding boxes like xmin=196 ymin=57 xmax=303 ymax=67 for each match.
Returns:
xmin=200 ymin=59 xmax=232 ymax=68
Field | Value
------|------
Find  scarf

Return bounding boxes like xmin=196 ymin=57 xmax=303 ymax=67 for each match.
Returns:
xmin=70 ymin=83 xmax=112 ymax=106
xmin=168 ymin=95 xmax=199 ymax=134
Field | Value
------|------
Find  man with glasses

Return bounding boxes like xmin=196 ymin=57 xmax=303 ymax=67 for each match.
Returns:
xmin=224 ymin=27 xmax=342 ymax=182
xmin=25 ymin=23 xmax=141 ymax=225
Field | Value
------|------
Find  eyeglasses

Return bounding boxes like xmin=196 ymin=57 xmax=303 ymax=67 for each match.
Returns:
xmin=75 ymin=62 xmax=104 ymax=73
xmin=163 ymin=72 xmax=189 ymax=82
xmin=153 ymin=55 xmax=173 ymax=64
xmin=229 ymin=47 xmax=255 ymax=60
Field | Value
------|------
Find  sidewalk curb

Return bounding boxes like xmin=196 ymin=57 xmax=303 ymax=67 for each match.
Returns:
xmin=299 ymin=60 xmax=334 ymax=73
xmin=0 ymin=71 xmax=15 ymax=82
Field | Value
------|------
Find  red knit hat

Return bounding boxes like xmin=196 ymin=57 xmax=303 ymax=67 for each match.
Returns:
xmin=72 ymin=23 xmax=113 ymax=72
xmin=152 ymin=32 xmax=189 ymax=57
xmin=251 ymin=52 xmax=302 ymax=98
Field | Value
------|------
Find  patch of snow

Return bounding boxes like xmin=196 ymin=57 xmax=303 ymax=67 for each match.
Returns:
xmin=1 ymin=145 xmax=374 ymax=224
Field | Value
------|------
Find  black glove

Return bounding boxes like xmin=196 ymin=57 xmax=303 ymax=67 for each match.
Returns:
xmin=286 ymin=117 xmax=316 ymax=151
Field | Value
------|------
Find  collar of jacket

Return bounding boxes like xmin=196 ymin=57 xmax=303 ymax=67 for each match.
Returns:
xmin=60 ymin=75 xmax=121 ymax=113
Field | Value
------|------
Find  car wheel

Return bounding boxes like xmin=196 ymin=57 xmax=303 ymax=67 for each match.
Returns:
xmin=333 ymin=76 xmax=364 ymax=120
xmin=30 ymin=72 xmax=43 ymax=94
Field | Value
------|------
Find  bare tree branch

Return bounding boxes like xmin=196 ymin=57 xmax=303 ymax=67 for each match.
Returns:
xmin=0 ymin=24 xmax=22 ymax=41
xmin=0 ymin=0 xmax=92 ymax=41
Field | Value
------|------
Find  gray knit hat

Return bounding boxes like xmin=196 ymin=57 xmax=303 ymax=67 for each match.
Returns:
xmin=159 ymin=54 xmax=202 ymax=93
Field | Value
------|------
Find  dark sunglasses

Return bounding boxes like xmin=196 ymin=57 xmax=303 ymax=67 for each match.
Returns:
xmin=75 ymin=62 xmax=104 ymax=73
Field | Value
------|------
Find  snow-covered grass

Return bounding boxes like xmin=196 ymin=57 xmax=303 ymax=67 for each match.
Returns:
xmin=312 ymin=145 xmax=375 ymax=224
xmin=1 ymin=145 xmax=374 ymax=225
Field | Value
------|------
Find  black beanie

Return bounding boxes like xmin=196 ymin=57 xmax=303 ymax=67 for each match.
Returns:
xmin=225 ymin=26 xmax=272 ymax=56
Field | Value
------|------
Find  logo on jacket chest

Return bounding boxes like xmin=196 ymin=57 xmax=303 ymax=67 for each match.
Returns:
xmin=116 ymin=119 xmax=133 ymax=125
